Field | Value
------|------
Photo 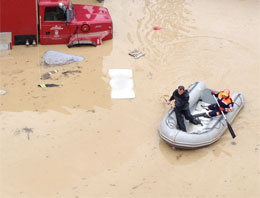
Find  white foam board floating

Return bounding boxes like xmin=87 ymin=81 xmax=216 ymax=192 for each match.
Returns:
xmin=111 ymin=89 xmax=135 ymax=99
xmin=108 ymin=69 xmax=133 ymax=78
xmin=108 ymin=69 xmax=135 ymax=99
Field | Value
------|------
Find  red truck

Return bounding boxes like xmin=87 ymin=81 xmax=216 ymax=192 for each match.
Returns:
xmin=0 ymin=0 xmax=113 ymax=48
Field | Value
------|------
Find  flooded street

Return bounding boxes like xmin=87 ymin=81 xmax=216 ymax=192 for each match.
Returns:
xmin=0 ymin=0 xmax=259 ymax=197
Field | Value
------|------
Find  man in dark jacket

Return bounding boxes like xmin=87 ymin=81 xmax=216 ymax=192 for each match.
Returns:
xmin=167 ymin=85 xmax=199 ymax=132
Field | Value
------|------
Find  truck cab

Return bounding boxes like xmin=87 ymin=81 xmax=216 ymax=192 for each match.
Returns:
xmin=38 ymin=0 xmax=113 ymax=47
xmin=0 ymin=0 xmax=113 ymax=48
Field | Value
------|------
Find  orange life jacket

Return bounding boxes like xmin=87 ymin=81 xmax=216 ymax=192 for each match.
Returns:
xmin=217 ymin=91 xmax=234 ymax=111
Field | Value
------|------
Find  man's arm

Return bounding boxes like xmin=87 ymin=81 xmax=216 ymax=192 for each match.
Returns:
xmin=169 ymin=94 xmax=175 ymax=102
xmin=167 ymin=90 xmax=176 ymax=108
xmin=168 ymin=90 xmax=176 ymax=102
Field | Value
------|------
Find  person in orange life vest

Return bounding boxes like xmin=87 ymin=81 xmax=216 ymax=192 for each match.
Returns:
xmin=204 ymin=89 xmax=234 ymax=118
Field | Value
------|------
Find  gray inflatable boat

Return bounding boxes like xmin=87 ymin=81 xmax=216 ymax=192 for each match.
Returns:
xmin=159 ymin=81 xmax=244 ymax=149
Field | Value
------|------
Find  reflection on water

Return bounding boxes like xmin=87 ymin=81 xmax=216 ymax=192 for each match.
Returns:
xmin=159 ymin=130 xmax=237 ymax=166
xmin=159 ymin=139 xmax=208 ymax=165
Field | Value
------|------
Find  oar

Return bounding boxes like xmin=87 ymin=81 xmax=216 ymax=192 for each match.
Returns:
xmin=212 ymin=95 xmax=236 ymax=138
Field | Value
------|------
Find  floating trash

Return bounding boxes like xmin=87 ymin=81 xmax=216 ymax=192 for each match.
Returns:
xmin=41 ymin=70 xmax=58 ymax=80
xmin=62 ymin=70 xmax=81 ymax=76
xmin=0 ymin=89 xmax=7 ymax=95
xmin=153 ymin=26 xmax=163 ymax=30
xmin=38 ymin=84 xmax=60 ymax=88
xmin=129 ymin=49 xmax=145 ymax=59
xmin=43 ymin=50 xmax=84 ymax=65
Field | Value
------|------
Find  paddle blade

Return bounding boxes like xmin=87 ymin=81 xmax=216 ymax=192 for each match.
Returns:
xmin=227 ymin=121 xmax=236 ymax=138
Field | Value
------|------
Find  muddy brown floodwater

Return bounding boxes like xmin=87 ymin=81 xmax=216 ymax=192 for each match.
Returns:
xmin=0 ymin=0 xmax=259 ymax=197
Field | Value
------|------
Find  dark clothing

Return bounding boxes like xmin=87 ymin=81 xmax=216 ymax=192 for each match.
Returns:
xmin=208 ymin=92 xmax=234 ymax=117
xmin=169 ymin=89 xmax=190 ymax=110
xmin=174 ymin=107 xmax=196 ymax=132
xmin=207 ymin=103 xmax=226 ymax=117
xmin=169 ymin=89 xmax=198 ymax=132
xmin=212 ymin=92 xmax=234 ymax=111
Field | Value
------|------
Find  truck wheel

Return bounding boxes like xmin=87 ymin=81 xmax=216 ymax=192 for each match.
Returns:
xmin=81 ymin=24 xmax=90 ymax=32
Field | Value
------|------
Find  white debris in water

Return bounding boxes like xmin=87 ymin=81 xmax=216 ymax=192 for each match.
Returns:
xmin=0 ymin=90 xmax=7 ymax=95
xmin=108 ymin=69 xmax=135 ymax=99
xmin=108 ymin=69 xmax=133 ymax=78
xmin=43 ymin=50 xmax=84 ymax=65
xmin=128 ymin=49 xmax=145 ymax=59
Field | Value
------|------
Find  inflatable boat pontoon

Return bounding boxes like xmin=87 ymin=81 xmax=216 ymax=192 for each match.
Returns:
xmin=159 ymin=81 xmax=244 ymax=149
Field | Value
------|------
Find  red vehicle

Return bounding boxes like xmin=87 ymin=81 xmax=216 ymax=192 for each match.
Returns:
xmin=0 ymin=0 xmax=113 ymax=48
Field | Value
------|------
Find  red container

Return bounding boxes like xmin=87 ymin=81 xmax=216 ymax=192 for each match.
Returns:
xmin=0 ymin=0 xmax=37 ymax=45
